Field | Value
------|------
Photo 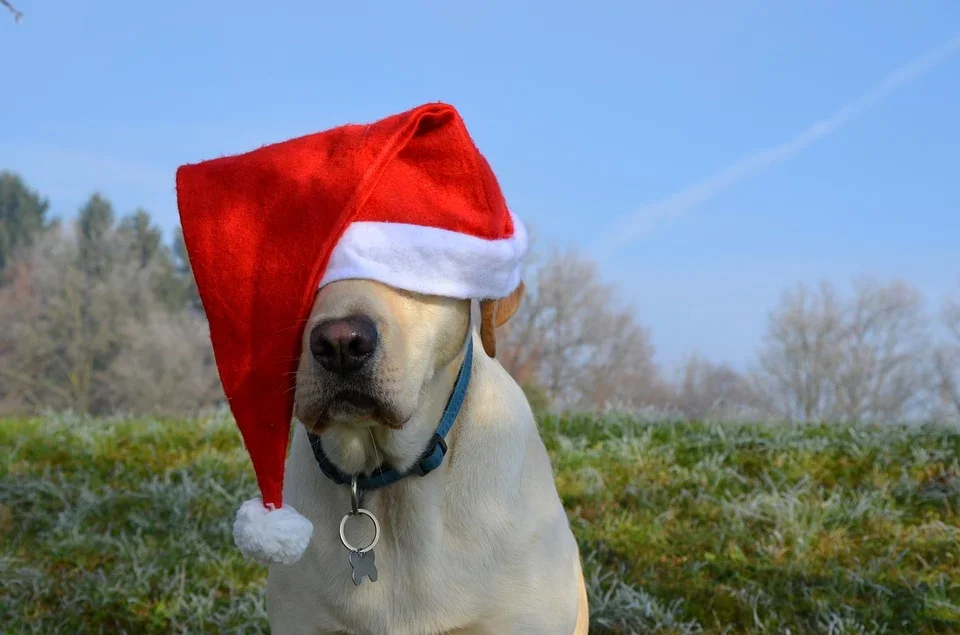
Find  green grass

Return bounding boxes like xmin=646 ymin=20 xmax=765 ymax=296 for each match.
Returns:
xmin=2 ymin=412 xmax=959 ymax=634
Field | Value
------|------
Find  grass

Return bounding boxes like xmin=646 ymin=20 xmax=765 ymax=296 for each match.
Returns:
xmin=2 ymin=412 xmax=959 ymax=633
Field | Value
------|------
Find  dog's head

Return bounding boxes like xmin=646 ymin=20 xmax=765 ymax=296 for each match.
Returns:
xmin=294 ymin=279 xmax=524 ymax=434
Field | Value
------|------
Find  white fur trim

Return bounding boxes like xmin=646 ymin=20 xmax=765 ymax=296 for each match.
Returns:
xmin=319 ymin=212 xmax=528 ymax=299
xmin=233 ymin=498 xmax=314 ymax=565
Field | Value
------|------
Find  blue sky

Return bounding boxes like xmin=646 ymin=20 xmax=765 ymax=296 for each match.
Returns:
xmin=2 ymin=1 xmax=958 ymax=370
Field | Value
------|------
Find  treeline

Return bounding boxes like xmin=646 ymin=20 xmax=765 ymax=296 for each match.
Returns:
xmin=498 ymin=251 xmax=960 ymax=423
xmin=1 ymin=170 xmax=958 ymax=423
xmin=0 ymin=172 xmax=219 ymax=415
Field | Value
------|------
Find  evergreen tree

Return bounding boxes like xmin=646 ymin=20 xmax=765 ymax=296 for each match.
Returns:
xmin=119 ymin=208 xmax=162 ymax=268
xmin=77 ymin=193 xmax=115 ymax=277
xmin=0 ymin=171 xmax=51 ymax=272
xmin=118 ymin=208 xmax=186 ymax=311
xmin=172 ymin=226 xmax=203 ymax=313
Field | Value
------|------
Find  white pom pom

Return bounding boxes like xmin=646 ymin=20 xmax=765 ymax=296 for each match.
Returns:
xmin=232 ymin=498 xmax=314 ymax=565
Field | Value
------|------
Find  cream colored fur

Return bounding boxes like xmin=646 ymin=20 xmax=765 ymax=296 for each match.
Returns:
xmin=267 ymin=280 xmax=588 ymax=634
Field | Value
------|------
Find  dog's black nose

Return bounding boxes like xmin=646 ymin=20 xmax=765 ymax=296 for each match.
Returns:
xmin=310 ymin=316 xmax=378 ymax=375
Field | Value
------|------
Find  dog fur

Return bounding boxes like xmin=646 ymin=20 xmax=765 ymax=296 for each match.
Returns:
xmin=266 ymin=279 xmax=588 ymax=634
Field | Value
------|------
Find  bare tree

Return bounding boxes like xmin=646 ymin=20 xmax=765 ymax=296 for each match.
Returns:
xmin=675 ymin=354 xmax=755 ymax=420
xmin=0 ymin=228 xmax=91 ymax=413
xmin=0 ymin=224 xmax=221 ymax=416
xmin=104 ymin=311 xmax=223 ymax=414
xmin=581 ymin=309 xmax=666 ymax=409
xmin=496 ymin=246 xmax=662 ymax=410
xmin=754 ymin=278 xmax=933 ymax=423
xmin=831 ymin=278 xmax=931 ymax=422
xmin=933 ymin=284 xmax=960 ymax=420
xmin=754 ymin=281 xmax=846 ymax=422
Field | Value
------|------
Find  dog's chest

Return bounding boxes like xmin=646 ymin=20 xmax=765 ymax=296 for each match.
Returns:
xmin=270 ymin=424 xmax=535 ymax=634
xmin=305 ymin=501 xmax=494 ymax=634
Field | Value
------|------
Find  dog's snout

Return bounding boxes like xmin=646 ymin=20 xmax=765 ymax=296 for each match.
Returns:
xmin=310 ymin=316 xmax=378 ymax=375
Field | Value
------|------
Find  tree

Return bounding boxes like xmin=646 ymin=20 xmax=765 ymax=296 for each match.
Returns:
xmin=172 ymin=226 xmax=203 ymax=312
xmin=76 ymin=193 xmax=116 ymax=278
xmin=119 ymin=208 xmax=163 ymax=268
xmin=831 ymin=278 xmax=931 ymax=422
xmin=753 ymin=282 xmax=846 ymax=422
xmin=580 ymin=309 xmax=665 ymax=410
xmin=934 ymin=284 xmax=960 ymax=420
xmin=754 ymin=278 xmax=932 ymax=423
xmin=676 ymin=354 xmax=755 ymax=421
xmin=103 ymin=310 xmax=223 ymax=414
xmin=0 ymin=172 xmax=51 ymax=273
xmin=0 ymin=224 xmax=221 ymax=415
xmin=496 ymin=246 xmax=663 ymax=410
xmin=0 ymin=194 xmax=223 ymax=415
xmin=0 ymin=226 xmax=151 ymax=414
xmin=119 ymin=210 xmax=189 ymax=311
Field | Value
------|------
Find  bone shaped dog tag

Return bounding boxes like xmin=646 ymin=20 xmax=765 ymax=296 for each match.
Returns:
xmin=348 ymin=549 xmax=378 ymax=586
xmin=339 ymin=493 xmax=381 ymax=587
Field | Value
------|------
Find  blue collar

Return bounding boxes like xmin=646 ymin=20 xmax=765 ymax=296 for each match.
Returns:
xmin=307 ymin=336 xmax=473 ymax=491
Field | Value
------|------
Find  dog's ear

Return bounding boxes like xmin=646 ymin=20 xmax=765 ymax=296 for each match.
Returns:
xmin=479 ymin=281 xmax=525 ymax=358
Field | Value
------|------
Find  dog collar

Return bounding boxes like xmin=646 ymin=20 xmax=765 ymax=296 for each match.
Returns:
xmin=306 ymin=335 xmax=473 ymax=491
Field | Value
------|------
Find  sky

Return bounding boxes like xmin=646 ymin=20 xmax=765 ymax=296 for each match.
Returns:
xmin=2 ymin=1 xmax=958 ymax=371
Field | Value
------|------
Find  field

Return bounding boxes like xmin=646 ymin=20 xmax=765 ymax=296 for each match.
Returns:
xmin=2 ymin=412 xmax=960 ymax=634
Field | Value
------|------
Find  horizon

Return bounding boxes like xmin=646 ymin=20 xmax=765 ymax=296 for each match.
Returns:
xmin=2 ymin=1 xmax=958 ymax=371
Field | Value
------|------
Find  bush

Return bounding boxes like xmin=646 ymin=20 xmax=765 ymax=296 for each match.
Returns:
xmin=0 ymin=211 xmax=221 ymax=417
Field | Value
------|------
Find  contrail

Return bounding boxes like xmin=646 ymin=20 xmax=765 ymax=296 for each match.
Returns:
xmin=592 ymin=31 xmax=960 ymax=258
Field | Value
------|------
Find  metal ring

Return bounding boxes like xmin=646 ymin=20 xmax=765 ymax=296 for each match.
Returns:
xmin=350 ymin=476 xmax=360 ymax=515
xmin=338 ymin=508 xmax=380 ymax=554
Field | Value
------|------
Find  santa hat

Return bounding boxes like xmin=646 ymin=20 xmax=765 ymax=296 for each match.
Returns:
xmin=175 ymin=102 xmax=527 ymax=565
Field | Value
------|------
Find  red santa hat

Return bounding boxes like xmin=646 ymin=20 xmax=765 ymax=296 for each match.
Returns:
xmin=175 ymin=102 xmax=527 ymax=565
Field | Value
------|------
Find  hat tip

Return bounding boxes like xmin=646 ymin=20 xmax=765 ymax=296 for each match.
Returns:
xmin=233 ymin=498 xmax=313 ymax=565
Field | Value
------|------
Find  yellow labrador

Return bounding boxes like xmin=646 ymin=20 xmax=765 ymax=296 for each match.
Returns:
xmin=266 ymin=279 xmax=589 ymax=634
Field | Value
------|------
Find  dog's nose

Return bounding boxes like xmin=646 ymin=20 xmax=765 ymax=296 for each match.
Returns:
xmin=310 ymin=316 xmax=378 ymax=375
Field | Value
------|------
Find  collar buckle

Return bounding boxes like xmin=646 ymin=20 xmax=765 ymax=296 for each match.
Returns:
xmin=410 ymin=434 xmax=448 ymax=477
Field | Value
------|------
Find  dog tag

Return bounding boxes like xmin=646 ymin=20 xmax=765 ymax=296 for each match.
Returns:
xmin=339 ymin=479 xmax=381 ymax=587
xmin=348 ymin=549 xmax=378 ymax=585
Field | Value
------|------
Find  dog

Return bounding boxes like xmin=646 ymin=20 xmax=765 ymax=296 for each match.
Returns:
xmin=265 ymin=278 xmax=589 ymax=634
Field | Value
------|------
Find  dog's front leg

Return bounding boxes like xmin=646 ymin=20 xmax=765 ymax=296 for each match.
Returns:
xmin=268 ymin=606 xmax=346 ymax=635
xmin=267 ymin=566 xmax=345 ymax=635
xmin=267 ymin=599 xmax=333 ymax=635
